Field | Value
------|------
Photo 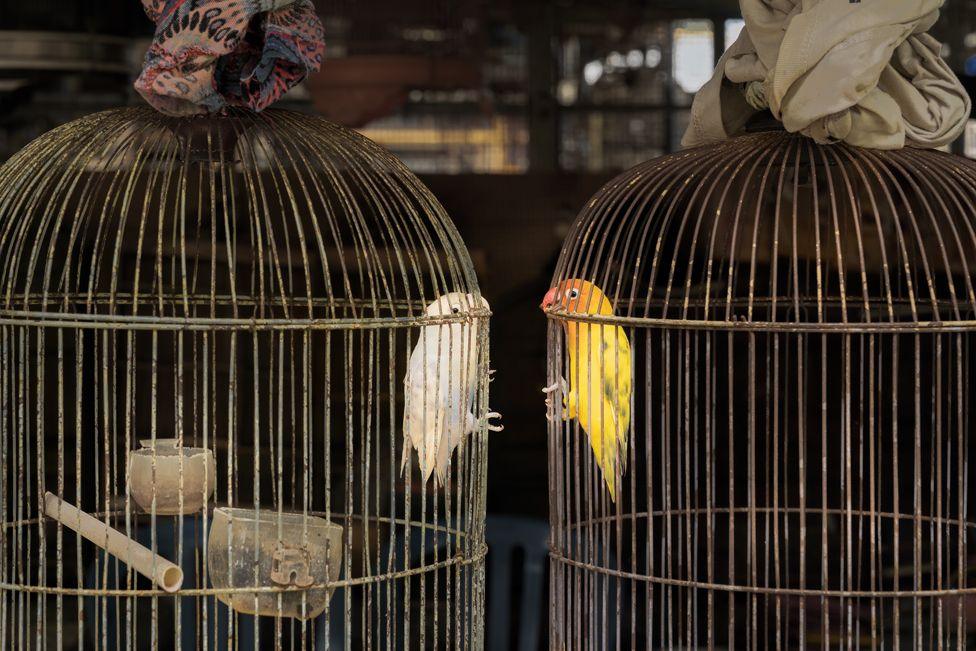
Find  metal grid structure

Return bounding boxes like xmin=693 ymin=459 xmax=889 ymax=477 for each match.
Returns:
xmin=544 ymin=129 xmax=976 ymax=648
xmin=0 ymin=107 xmax=491 ymax=650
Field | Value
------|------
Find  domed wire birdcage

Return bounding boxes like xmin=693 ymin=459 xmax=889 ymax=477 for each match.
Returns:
xmin=543 ymin=127 xmax=976 ymax=648
xmin=0 ymin=106 xmax=492 ymax=650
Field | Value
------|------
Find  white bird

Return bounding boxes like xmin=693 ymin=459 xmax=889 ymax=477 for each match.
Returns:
xmin=401 ymin=293 xmax=502 ymax=487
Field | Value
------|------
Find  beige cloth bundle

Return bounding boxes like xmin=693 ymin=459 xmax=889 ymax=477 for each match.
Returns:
xmin=682 ymin=0 xmax=970 ymax=150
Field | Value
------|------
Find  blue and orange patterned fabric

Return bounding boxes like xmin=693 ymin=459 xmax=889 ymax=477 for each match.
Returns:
xmin=135 ymin=0 xmax=325 ymax=116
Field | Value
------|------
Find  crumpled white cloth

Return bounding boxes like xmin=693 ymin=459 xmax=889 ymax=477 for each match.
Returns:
xmin=682 ymin=0 xmax=971 ymax=150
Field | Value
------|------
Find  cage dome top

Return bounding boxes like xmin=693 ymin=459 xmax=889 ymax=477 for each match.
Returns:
xmin=549 ymin=131 xmax=976 ymax=333
xmin=0 ymin=107 xmax=481 ymax=329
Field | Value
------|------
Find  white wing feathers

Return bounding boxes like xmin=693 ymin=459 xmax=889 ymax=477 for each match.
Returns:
xmin=401 ymin=293 xmax=500 ymax=487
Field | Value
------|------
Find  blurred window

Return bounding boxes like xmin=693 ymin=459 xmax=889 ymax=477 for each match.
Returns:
xmin=725 ymin=18 xmax=745 ymax=52
xmin=360 ymin=113 xmax=529 ymax=174
xmin=672 ymin=20 xmax=714 ymax=95
xmin=964 ymin=119 xmax=976 ymax=159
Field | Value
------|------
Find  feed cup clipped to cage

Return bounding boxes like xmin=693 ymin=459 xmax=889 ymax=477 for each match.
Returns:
xmin=208 ymin=507 xmax=343 ymax=620
xmin=0 ymin=107 xmax=492 ymax=649
xmin=544 ymin=130 xmax=976 ymax=647
xmin=128 ymin=438 xmax=217 ymax=515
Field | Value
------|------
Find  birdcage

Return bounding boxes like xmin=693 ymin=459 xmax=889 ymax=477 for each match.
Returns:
xmin=0 ymin=106 xmax=493 ymax=650
xmin=543 ymin=127 xmax=976 ymax=648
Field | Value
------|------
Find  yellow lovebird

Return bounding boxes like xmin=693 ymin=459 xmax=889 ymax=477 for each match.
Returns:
xmin=541 ymin=279 xmax=632 ymax=502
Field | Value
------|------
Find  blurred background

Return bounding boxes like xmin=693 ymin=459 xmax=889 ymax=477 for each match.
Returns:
xmin=2 ymin=1 xmax=976 ymax=647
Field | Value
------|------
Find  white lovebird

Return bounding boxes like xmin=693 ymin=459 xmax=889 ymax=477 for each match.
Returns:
xmin=401 ymin=293 xmax=503 ymax=487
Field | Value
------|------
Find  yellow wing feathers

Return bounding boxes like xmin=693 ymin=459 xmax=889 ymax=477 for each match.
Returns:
xmin=569 ymin=322 xmax=631 ymax=501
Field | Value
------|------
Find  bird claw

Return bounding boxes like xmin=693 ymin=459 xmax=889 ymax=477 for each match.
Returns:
xmin=483 ymin=411 xmax=504 ymax=432
xmin=542 ymin=383 xmax=556 ymax=421
xmin=542 ymin=376 xmax=569 ymax=395
xmin=488 ymin=369 xmax=497 ymax=383
xmin=543 ymin=376 xmax=570 ymax=422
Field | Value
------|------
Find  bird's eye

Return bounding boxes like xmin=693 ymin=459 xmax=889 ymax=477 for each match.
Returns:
xmin=451 ymin=307 xmax=460 ymax=314
xmin=568 ymin=288 xmax=579 ymax=299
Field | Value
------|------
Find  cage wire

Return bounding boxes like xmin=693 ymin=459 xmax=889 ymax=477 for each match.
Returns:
xmin=544 ymin=129 xmax=976 ymax=648
xmin=0 ymin=106 xmax=491 ymax=650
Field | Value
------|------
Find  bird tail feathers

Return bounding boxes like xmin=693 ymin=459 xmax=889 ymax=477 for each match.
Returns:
xmin=603 ymin=470 xmax=617 ymax=503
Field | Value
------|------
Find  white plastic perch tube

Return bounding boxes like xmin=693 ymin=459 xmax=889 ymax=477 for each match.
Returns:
xmin=43 ymin=492 xmax=183 ymax=593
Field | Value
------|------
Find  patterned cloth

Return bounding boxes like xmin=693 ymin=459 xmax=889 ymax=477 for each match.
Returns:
xmin=135 ymin=0 xmax=325 ymax=116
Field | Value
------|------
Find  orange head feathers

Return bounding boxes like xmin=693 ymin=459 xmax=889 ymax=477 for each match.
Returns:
xmin=541 ymin=279 xmax=614 ymax=316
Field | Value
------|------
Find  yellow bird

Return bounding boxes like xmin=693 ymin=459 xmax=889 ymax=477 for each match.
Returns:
xmin=541 ymin=279 xmax=632 ymax=502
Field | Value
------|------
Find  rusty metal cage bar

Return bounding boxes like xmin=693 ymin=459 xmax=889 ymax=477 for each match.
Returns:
xmin=545 ymin=132 xmax=976 ymax=648
xmin=0 ymin=107 xmax=490 ymax=650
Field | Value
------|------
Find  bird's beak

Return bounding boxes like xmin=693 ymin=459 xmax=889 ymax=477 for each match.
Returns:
xmin=541 ymin=287 xmax=557 ymax=310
